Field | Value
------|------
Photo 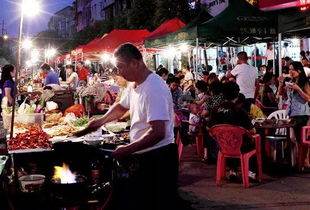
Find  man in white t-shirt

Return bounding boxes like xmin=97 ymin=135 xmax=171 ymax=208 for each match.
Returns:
xmin=77 ymin=43 xmax=177 ymax=210
xmin=229 ymin=51 xmax=257 ymax=104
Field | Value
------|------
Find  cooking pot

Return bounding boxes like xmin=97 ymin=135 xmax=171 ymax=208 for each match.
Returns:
xmin=19 ymin=174 xmax=45 ymax=193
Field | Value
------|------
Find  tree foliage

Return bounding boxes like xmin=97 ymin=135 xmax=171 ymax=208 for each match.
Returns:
xmin=128 ymin=0 xmax=156 ymax=30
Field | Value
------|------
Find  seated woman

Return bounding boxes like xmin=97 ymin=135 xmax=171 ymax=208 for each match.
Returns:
xmin=64 ymin=64 xmax=79 ymax=89
xmin=195 ymin=80 xmax=209 ymax=108
xmin=260 ymin=72 xmax=278 ymax=108
xmin=201 ymin=81 xmax=224 ymax=118
xmin=169 ymin=77 xmax=183 ymax=110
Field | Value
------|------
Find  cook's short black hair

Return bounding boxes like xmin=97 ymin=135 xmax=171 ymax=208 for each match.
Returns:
xmin=114 ymin=43 xmax=142 ymax=61
xmin=237 ymin=51 xmax=248 ymax=61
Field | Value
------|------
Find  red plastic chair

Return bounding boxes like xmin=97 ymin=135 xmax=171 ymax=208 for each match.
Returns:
xmin=300 ymin=126 xmax=310 ymax=169
xmin=175 ymin=129 xmax=183 ymax=162
xmin=196 ymin=134 xmax=204 ymax=159
xmin=209 ymin=124 xmax=263 ymax=188
xmin=302 ymin=126 xmax=310 ymax=145
xmin=174 ymin=112 xmax=184 ymax=161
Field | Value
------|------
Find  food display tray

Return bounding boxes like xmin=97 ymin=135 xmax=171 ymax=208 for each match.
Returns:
xmin=8 ymin=148 xmax=53 ymax=154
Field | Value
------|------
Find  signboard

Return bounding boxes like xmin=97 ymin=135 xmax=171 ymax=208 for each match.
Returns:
xmin=204 ymin=0 xmax=229 ymax=17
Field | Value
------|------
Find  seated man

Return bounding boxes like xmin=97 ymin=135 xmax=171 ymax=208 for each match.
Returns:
xmin=209 ymin=81 xmax=256 ymax=179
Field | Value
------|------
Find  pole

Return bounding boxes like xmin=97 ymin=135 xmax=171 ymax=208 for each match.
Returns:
xmin=204 ymin=43 xmax=208 ymax=66
xmin=196 ymin=38 xmax=199 ymax=79
xmin=10 ymin=3 xmax=24 ymax=139
xmin=254 ymin=44 xmax=257 ymax=68
xmin=278 ymin=33 xmax=282 ymax=75
xmin=216 ymin=46 xmax=219 ymax=74
xmin=273 ymin=42 xmax=276 ymax=75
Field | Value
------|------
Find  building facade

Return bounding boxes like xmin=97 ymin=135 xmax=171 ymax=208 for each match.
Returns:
xmin=48 ymin=6 xmax=76 ymax=38
xmin=90 ymin=0 xmax=105 ymax=22
xmin=73 ymin=0 xmax=133 ymax=31
xmin=75 ymin=0 xmax=92 ymax=31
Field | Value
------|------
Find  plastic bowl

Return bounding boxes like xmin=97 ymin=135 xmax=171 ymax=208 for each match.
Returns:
xmin=2 ymin=112 xmax=44 ymax=130
xmin=19 ymin=174 xmax=45 ymax=193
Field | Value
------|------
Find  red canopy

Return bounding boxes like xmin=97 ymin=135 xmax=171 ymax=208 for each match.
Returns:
xmin=87 ymin=29 xmax=150 ymax=53
xmin=81 ymin=37 xmax=105 ymax=53
xmin=145 ymin=18 xmax=186 ymax=40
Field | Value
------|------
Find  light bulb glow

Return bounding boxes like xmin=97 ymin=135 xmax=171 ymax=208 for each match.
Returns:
xmin=163 ymin=46 xmax=177 ymax=58
xmin=22 ymin=39 xmax=33 ymax=50
xmin=85 ymin=60 xmax=91 ymax=65
xmin=101 ymin=53 xmax=111 ymax=63
xmin=22 ymin=0 xmax=41 ymax=17
xmin=30 ymin=49 xmax=40 ymax=63
xmin=179 ymin=43 xmax=189 ymax=53
xmin=45 ymin=48 xmax=57 ymax=58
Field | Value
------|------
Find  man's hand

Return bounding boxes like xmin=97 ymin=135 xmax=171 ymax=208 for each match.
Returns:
xmin=112 ymin=145 xmax=130 ymax=159
xmin=289 ymin=83 xmax=302 ymax=92
xmin=73 ymin=118 xmax=103 ymax=137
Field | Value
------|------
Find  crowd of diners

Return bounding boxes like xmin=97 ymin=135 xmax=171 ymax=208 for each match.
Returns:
xmin=156 ymin=50 xmax=310 ymax=177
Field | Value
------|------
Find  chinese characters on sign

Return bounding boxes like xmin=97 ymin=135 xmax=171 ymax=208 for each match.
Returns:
xmin=204 ymin=0 xmax=229 ymax=17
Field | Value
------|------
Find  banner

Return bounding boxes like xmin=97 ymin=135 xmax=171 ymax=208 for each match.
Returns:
xmin=204 ymin=0 xmax=229 ymax=17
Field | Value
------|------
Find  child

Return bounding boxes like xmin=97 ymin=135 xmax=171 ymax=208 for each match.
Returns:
xmin=188 ymin=103 xmax=201 ymax=135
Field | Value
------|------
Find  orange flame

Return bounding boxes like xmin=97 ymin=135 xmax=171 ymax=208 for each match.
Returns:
xmin=53 ymin=163 xmax=76 ymax=184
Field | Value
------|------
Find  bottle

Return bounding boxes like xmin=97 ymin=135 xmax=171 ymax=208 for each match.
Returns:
xmin=0 ymin=121 xmax=7 ymax=154
xmin=90 ymin=160 xmax=101 ymax=184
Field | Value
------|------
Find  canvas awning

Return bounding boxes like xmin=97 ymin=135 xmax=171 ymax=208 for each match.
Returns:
xmin=145 ymin=18 xmax=186 ymax=41
xmin=277 ymin=7 xmax=310 ymax=37
xmin=145 ymin=0 xmax=277 ymax=48
xmin=87 ymin=29 xmax=150 ymax=54
xmin=144 ymin=9 xmax=212 ymax=48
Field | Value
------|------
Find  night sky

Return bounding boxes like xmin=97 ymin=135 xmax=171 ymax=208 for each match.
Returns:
xmin=1 ymin=0 xmax=73 ymax=37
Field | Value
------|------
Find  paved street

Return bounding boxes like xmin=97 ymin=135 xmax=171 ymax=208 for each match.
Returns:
xmin=178 ymin=145 xmax=310 ymax=210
